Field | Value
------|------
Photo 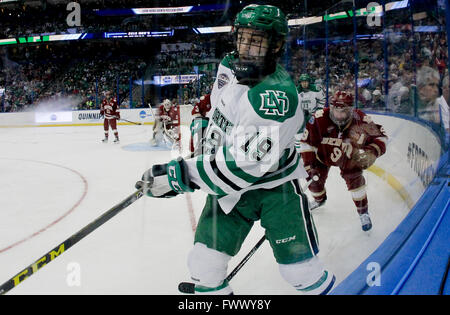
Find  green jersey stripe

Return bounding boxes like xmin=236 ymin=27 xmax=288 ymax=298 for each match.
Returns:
xmin=254 ymin=154 xmax=300 ymax=186
xmin=274 ymin=148 xmax=293 ymax=170
xmin=223 ymin=146 xmax=261 ymax=183
xmin=196 ymin=156 xmax=227 ymax=195
xmin=210 ymin=156 xmax=243 ymax=191
xmin=214 ymin=156 xmax=253 ymax=189
xmin=222 ymin=146 xmax=298 ymax=186
xmin=291 ymin=180 xmax=319 ymax=255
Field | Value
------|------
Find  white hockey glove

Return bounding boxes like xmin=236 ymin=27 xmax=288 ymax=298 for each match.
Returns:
xmin=165 ymin=127 xmax=179 ymax=141
xmin=135 ymin=158 xmax=198 ymax=198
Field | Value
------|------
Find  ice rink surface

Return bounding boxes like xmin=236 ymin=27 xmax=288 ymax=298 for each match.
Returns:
xmin=0 ymin=124 xmax=409 ymax=295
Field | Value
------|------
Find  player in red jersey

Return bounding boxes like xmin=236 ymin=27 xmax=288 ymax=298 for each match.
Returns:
xmin=100 ymin=91 xmax=120 ymax=144
xmin=189 ymin=94 xmax=212 ymax=156
xmin=150 ymin=99 xmax=180 ymax=148
xmin=299 ymin=91 xmax=387 ymax=231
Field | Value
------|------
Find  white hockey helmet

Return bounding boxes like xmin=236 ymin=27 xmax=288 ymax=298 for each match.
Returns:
xmin=162 ymin=99 xmax=172 ymax=111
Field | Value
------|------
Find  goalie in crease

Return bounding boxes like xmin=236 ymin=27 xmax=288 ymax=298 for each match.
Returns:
xmin=298 ymin=90 xmax=388 ymax=232
xmin=136 ymin=4 xmax=336 ymax=295
xmin=150 ymin=99 xmax=181 ymax=150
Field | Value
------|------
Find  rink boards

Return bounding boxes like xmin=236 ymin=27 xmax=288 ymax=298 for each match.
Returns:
xmin=0 ymin=106 xmax=195 ymax=127
xmin=0 ymin=108 xmax=448 ymax=294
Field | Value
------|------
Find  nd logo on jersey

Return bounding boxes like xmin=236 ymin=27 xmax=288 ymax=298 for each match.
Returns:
xmin=259 ymin=90 xmax=289 ymax=116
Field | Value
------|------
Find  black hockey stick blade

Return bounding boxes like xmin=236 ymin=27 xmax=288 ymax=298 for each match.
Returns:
xmin=120 ymin=118 xmax=142 ymax=125
xmin=0 ymin=189 xmax=144 ymax=295
xmin=178 ymin=282 xmax=195 ymax=294
xmin=178 ymin=235 xmax=267 ymax=294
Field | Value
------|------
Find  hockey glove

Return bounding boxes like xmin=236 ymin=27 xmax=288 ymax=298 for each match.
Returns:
xmin=351 ymin=148 xmax=377 ymax=170
xmin=306 ymin=168 xmax=321 ymax=183
xmin=135 ymin=158 xmax=198 ymax=198
xmin=160 ymin=114 xmax=171 ymax=122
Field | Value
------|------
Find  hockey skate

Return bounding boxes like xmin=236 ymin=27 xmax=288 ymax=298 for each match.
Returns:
xmin=102 ymin=137 xmax=108 ymax=143
xmin=359 ymin=213 xmax=372 ymax=232
xmin=113 ymin=138 xmax=120 ymax=144
xmin=309 ymin=197 xmax=326 ymax=211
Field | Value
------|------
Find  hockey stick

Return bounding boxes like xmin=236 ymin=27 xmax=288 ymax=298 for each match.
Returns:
xmin=147 ymin=103 xmax=156 ymax=122
xmin=226 ymin=235 xmax=266 ymax=281
xmin=0 ymin=189 xmax=144 ymax=295
xmin=178 ymin=176 xmax=319 ymax=294
xmin=178 ymin=235 xmax=267 ymax=294
xmin=304 ymin=175 xmax=323 ymax=211
xmin=120 ymin=118 xmax=142 ymax=125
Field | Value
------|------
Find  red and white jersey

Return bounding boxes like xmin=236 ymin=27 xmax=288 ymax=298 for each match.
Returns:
xmin=100 ymin=97 xmax=119 ymax=120
xmin=300 ymin=108 xmax=387 ymax=170
xmin=192 ymin=94 xmax=212 ymax=118
xmin=158 ymin=104 xmax=179 ymax=129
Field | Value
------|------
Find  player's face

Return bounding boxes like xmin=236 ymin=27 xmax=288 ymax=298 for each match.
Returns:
xmin=330 ymin=105 xmax=352 ymax=127
xmin=237 ymin=28 xmax=269 ymax=61
xmin=301 ymin=81 xmax=309 ymax=89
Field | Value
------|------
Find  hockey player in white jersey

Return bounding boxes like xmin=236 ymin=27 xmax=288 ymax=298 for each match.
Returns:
xmin=297 ymin=73 xmax=325 ymax=118
xmin=135 ymin=4 xmax=335 ymax=295
xmin=294 ymin=74 xmax=326 ymax=156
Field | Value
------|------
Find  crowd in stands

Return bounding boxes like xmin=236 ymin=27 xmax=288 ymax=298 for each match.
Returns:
xmin=150 ymin=34 xmax=229 ymax=104
xmin=1 ymin=41 xmax=148 ymax=112
xmin=0 ymin=1 xmax=231 ymax=39
xmin=0 ymin=45 xmax=67 ymax=112
xmin=47 ymin=45 xmax=148 ymax=110
xmin=0 ymin=0 xmax=314 ymax=40
xmin=155 ymin=39 xmax=217 ymax=76
xmin=0 ymin=1 xmax=448 ymax=135
xmin=287 ymin=8 xmax=449 ymax=133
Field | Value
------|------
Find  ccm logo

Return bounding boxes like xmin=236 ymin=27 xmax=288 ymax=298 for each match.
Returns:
xmin=276 ymin=235 xmax=296 ymax=244
xmin=168 ymin=165 xmax=182 ymax=193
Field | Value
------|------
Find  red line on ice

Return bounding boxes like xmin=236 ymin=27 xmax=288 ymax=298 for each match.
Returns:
xmin=185 ymin=193 xmax=197 ymax=233
xmin=0 ymin=159 xmax=88 ymax=254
